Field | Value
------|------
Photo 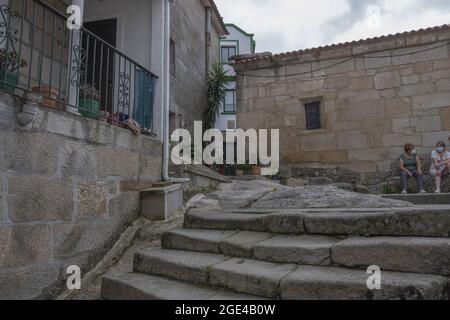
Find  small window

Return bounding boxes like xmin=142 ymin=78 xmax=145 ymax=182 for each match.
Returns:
xmin=223 ymin=89 xmax=236 ymax=113
xmin=170 ymin=39 xmax=176 ymax=78
xmin=221 ymin=46 xmax=237 ymax=63
xmin=305 ymin=102 xmax=321 ymax=130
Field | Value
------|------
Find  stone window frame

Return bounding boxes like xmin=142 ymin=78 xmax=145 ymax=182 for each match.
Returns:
xmin=301 ymin=97 xmax=324 ymax=131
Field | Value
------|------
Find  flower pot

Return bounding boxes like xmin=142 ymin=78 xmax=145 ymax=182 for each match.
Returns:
xmin=79 ymin=98 xmax=100 ymax=120
xmin=32 ymin=86 xmax=58 ymax=108
xmin=0 ymin=69 xmax=18 ymax=93
xmin=251 ymin=165 xmax=261 ymax=176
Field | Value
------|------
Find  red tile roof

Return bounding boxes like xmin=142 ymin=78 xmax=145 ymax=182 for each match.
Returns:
xmin=235 ymin=24 xmax=450 ymax=65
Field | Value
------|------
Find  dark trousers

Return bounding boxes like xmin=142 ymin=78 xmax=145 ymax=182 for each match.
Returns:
xmin=401 ymin=170 xmax=424 ymax=191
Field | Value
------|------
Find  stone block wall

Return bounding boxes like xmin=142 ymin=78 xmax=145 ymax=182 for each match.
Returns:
xmin=170 ymin=0 xmax=222 ymax=132
xmin=0 ymin=92 xmax=162 ymax=299
xmin=235 ymin=27 xmax=450 ymax=185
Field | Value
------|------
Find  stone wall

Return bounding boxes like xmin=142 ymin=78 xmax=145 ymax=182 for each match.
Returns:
xmin=234 ymin=26 xmax=450 ymax=185
xmin=0 ymin=92 xmax=162 ymax=299
xmin=170 ymin=0 xmax=221 ymax=132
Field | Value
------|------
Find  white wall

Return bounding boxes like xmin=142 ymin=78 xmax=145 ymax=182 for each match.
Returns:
xmin=216 ymin=24 xmax=254 ymax=132
xmin=83 ymin=0 xmax=167 ymax=140
xmin=84 ymin=0 xmax=153 ymax=71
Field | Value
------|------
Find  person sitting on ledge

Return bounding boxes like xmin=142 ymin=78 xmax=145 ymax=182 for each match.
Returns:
xmin=399 ymin=143 xmax=426 ymax=195
xmin=430 ymin=141 xmax=450 ymax=194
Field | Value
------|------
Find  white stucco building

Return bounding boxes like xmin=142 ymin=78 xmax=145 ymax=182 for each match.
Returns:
xmin=215 ymin=23 xmax=255 ymax=132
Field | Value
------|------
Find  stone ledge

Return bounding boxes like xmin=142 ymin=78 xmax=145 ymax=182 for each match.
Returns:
xmin=382 ymin=193 xmax=450 ymax=205
xmin=141 ymin=184 xmax=184 ymax=221
xmin=183 ymin=165 xmax=232 ymax=183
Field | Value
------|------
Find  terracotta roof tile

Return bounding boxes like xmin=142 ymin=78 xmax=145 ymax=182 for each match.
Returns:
xmin=235 ymin=24 xmax=450 ymax=65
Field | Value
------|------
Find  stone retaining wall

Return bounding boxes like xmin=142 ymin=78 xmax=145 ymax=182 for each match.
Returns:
xmin=0 ymin=92 xmax=162 ymax=299
xmin=234 ymin=26 xmax=450 ymax=185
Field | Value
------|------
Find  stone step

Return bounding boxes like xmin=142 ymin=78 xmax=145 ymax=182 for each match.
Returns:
xmin=163 ymin=229 xmax=450 ymax=276
xmin=332 ymin=237 xmax=450 ymax=276
xmin=133 ymin=248 xmax=449 ymax=300
xmin=185 ymin=208 xmax=450 ymax=237
xmin=382 ymin=194 xmax=450 ymax=205
xmin=162 ymin=228 xmax=337 ymax=266
xmin=101 ymin=273 xmax=265 ymax=300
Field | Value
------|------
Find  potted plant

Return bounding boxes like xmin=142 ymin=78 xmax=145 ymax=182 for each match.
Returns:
xmin=78 ymin=84 xmax=100 ymax=119
xmin=236 ymin=163 xmax=252 ymax=176
xmin=0 ymin=49 xmax=27 ymax=93
xmin=251 ymin=164 xmax=262 ymax=176
xmin=32 ymin=86 xmax=58 ymax=108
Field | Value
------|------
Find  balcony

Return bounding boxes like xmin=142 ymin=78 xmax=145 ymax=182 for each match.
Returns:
xmin=0 ymin=0 xmax=158 ymax=135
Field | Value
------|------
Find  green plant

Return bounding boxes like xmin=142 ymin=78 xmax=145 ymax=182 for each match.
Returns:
xmin=383 ymin=183 xmax=394 ymax=195
xmin=203 ymin=62 xmax=230 ymax=130
xmin=0 ymin=49 xmax=27 ymax=73
xmin=79 ymin=84 xmax=100 ymax=119
xmin=79 ymin=84 xmax=99 ymax=100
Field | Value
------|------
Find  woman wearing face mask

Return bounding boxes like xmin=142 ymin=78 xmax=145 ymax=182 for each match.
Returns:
xmin=430 ymin=141 xmax=450 ymax=193
xmin=399 ymin=143 xmax=426 ymax=194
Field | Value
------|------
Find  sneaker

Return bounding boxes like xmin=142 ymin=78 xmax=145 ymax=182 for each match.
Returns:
xmin=435 ymin=189 xmax=441 ymax=194
xmin=401 ymin=190 xmax=407 ymax=195
xmin=420 ymin=190 xmax=427 ymax=194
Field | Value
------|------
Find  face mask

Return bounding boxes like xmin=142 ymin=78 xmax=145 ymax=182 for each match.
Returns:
xmin=412 ymin=150 xmax=417 ymax=155
xmin=437 ymin=147 xmax=445 ymax=153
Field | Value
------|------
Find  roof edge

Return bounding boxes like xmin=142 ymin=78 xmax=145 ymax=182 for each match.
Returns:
xmin=234 ymin=24 xmax=450 ymax=66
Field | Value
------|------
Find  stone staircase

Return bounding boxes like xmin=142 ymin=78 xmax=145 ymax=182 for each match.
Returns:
xmin=101 ymin=207 xmax=450 ymax=300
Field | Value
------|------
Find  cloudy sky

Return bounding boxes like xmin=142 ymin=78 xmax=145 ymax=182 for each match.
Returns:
xmin=214 ymin=0 xmax=450 ymax=54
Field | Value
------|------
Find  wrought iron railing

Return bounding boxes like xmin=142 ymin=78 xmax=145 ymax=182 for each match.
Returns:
xmin=0 ymin=0 xmax=157 ymax=135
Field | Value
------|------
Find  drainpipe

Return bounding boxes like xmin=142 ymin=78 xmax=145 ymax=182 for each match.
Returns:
xmin=162 ymin=0 xmax=189 ymax=183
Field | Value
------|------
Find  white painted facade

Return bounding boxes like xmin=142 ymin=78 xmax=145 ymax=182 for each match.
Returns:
xmin=66 ymin=0 xmax=169 ymax=141
xmin=215 ymin=24 xmax=255 ymax=132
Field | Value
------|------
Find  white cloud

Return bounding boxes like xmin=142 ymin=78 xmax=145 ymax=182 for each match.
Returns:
xmin=214 ymin=0 xmax=450 ymax=53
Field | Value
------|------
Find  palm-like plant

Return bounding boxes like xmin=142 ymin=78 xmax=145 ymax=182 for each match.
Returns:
xmin=204 ymin=62 xmax=230 ymax=130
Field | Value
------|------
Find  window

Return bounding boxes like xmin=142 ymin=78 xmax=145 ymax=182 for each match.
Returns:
xmin=221 ymin=46 xmax=237 ymax=63
xmin=170 ymin=39 xmax=176 ymax=77
xmin=305 ymin=102 xmax=321 ymax=130
xmin=224 ymin=90 xmax=236 ymax=113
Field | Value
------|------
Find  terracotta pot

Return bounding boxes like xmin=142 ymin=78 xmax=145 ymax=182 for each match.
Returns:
xmin=251 ymin=165 xmax=261 ymax=176
xmin=32 ymin=86 xmax=58 ymax=108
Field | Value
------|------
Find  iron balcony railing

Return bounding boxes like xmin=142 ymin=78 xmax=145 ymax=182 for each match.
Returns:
xmin=0 ymin=0 xmax=158 ymax=135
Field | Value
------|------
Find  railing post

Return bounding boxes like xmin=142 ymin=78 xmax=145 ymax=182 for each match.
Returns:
xmin=66 ymin=0 xmax=84 ymax=115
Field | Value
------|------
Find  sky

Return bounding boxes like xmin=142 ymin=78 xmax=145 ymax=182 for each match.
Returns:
xmin=214 ymin=0 xmax=450 ymax=54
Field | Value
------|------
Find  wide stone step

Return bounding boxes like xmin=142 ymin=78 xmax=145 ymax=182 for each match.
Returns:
xmin=185 ymin=208 xmax=450 ymax=237
xmin=133 ymin=249 xmax=449 ymax=300
xmin=163 ymin=229 xmax=450 ymax=276
xmin=332 ymin=237 xmax=450 ymax=276
xmin=162 ymin=229 xmax=338 ymax=265
xmin=101 ymin=273 xmax=265 ymax=300
xmin=280 ymin=265 xmax=448 ymax=300
xmin=382 ymin=194 xmax=450 ymax=205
